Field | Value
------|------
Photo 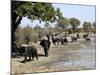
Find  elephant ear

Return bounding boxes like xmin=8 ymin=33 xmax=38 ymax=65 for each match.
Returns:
xmin=40 ymin=40 xmax=44 ymax=47
xmin=40 ymin=41 xmax=42 ymax=46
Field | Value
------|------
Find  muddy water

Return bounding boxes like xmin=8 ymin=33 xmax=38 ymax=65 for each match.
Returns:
xmin=50 ymin=37 xmax=96 ymax=71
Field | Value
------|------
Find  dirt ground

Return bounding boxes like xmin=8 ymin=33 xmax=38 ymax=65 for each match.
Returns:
xmin=11 ymin=37 xmax=96 ymax=74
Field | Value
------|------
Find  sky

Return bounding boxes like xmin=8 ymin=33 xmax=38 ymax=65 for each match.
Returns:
xmin=20 ymin=3 xmax=95 ymax=28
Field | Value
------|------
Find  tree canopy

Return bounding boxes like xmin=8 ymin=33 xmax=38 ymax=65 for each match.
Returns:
xmin=57 ymin=17 xmax=69 ymax=28
xmin=83 ymin=21 xmax=92 ymax=33
xmin=69 ymin=18 xmax=80 ymax=33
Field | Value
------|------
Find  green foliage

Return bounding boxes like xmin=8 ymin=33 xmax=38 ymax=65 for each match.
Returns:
xmin=12 ymin=1 xmax=34 ymax=17
xmin=56 ymin=8 xmax=62 ymax=19
xmin=83 ymin=21 xmax=92 ymax=32
xmin=12 ymin=1 xmax=60 ymax=23
xmin=57 ymin=17 xmax=69 ymax=28
xmin=69 ymin=18 xmax=80 ymax=33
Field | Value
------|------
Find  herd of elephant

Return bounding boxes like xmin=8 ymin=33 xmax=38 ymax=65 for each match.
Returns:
xmin=12 ymin=32 xmax=90 ymax=63
xmin=51 ymin=32 xmax=90 ymax=45
xmin=51 ymin=32 xmax=78 ymax=45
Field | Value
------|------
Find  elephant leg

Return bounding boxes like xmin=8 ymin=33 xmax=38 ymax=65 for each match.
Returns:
xmin=54 ymin=42 xmax=56 ymax=45
xmin=28 ymin=54 xmax=31 ymax=61
xmin=35 ymin=54 xmax=38 ymax=60
xmin=61 ymin=40 xmax=63 ymax=45
xmin=28 ymin=49 xmax=33 ymax=61
xmin=45 ymin=50 xmax=48 ymax=57
xmin=23 ymin=48 xmax=28 ymax=62
xmin=35 ymin=51 xmax=38 ymax=60
xmin=57 ymin=40 xmax=60 ymax=45
xmin=57 ymin=42 xmax=59 ymax=45
xmin=33 ymin=51 xmax=38 ymax=60
xmin=44 ymin=48 xmax=48 ymax=57
xmin=32 ymin=54 xmax=34 ymax=60
xmin=23 ymin=54 xmax=27 ymax=63
xmin=71 ymin=38 xmax=73 ymax=42
xmin=76 ymin=38 xmax=77 ymax=42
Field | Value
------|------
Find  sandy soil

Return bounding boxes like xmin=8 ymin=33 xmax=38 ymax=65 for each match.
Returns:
xmin=11 ymin=37 xmax=96 ymax=74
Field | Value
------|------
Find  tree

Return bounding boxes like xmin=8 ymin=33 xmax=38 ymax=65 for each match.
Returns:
xmin=57 ymin=17 xmax=69 ymax=28
xmin=12 ymin=1 xmax=62 ymax=46
xmin=56 ymin=8 xmax=62 ymax=20
xmin=12 ymin=1 xmax=61 ymax=34
xmin=69 ymin=18 xmax=80 ymax=33
xmin=83 ymin=21 xmax=92 ymax=33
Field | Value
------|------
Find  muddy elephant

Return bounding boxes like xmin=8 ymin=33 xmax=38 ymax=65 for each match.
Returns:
xmin=40 ymin=40 xmax=51 ymax=57
xmin=19 ymin=45 xmax=38 ymax=63
xmin=24 ymin=46 xmax=38 ymax=62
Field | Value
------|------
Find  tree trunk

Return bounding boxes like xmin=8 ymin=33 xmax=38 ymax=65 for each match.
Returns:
xmin=72 ymin=27 xmax=75 ymax=33
xmin=11 ymin=13 xmax=22 ymax=54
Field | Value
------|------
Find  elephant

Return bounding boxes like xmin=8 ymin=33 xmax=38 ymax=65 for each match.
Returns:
xmin=71 ymin=36 xmax=77 ymax=42
xmin=24 ymin=46 xmax=38 ymax=62
xmin=40 ymin=39 xmax=51 ymax=57
xmin=70 ymin=34 xmax=77 ymax=42
xmin=83 ymin=33 xmax=89 ymax=38
xmin=51 ymin=32 xmax=69 ymax=45
xmin=51 ymin=33 xmax=60 ymax=45
xmin=52 ymin=38 xmax=60 ymax=45
xmin=19 ymin=45 xmax=38 ymax=63
xmin=77 ymin=33 xmax=80 ymax=39
xmin=85 ymin=37 xmax=91 ymax=42
xmin=61 ymin=37 xmax=68 ymax=45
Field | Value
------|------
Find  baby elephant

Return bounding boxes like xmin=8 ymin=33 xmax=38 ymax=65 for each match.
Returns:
xmin=22 ymin=45 xmax=38 ymax=63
